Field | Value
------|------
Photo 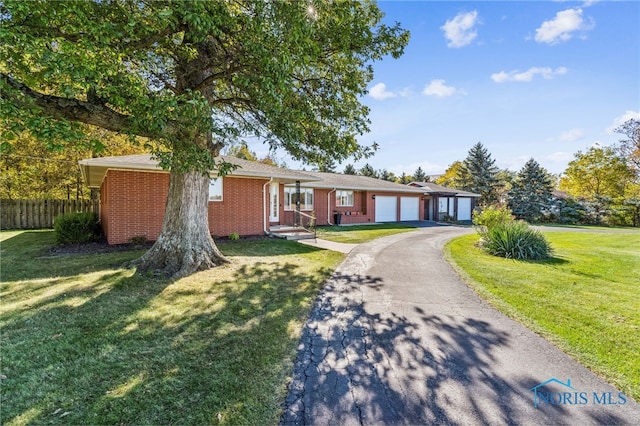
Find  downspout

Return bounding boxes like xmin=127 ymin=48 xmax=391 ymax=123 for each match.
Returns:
xmin=327 ymin=188 xmax=337 ymax=225
xmin=263 ymin=178 xmax=273 ymax=235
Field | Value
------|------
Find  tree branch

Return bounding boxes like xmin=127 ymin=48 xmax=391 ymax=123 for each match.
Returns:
xmin=1 ymin=73 xmax=171 ymax=139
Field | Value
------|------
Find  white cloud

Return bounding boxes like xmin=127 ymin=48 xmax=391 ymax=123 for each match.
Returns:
xmin=369 ymin=82 xmax=397 ymax=100
xmin=368 ymin=83 xmax=413 ymax=101
xmin=607 ymin=110 xmax=640 ymax=132
xmin=491 ymin=66 xmax=568 ymax=83
xmin=441 ymin=11 xmax=480 ymax=48
xmin=398 ymin=87 xmax=414 ymax=98
xmin=534 ymin=8 xmax=595 ymax=45
xmin=559 ymin=128 xmax=585 ymax=142
xmin=422 ymin=79 xmax=462 ymax=98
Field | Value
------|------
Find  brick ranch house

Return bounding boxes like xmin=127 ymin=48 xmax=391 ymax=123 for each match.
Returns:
xmin=80 ymin=154 xmax=456 ymax=245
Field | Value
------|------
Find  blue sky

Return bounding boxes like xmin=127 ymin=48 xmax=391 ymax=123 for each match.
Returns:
xmin=261 ymin=1 xmax=640 ymax=176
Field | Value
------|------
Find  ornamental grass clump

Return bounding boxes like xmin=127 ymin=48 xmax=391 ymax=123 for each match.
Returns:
xmin=473 ymin=205 xmax=552 ymax=260
xmin=480 ymin=220 xmax=553 ymax=260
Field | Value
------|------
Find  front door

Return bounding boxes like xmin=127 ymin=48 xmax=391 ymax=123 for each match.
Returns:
xmin=270 ymin=183 xmax=279 ymax=222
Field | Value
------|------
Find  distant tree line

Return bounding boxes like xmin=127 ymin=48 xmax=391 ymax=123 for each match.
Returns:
xmin=6 ymin=116 xmax=639 ymax=227
xmin=429 ymin=119 xmax=640 ymax=227
xmin=338 ymin=118 xmax=639 ymax=227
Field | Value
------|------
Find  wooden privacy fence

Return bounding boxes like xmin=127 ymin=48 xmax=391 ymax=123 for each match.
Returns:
xmin=0 ymin=199 xmax=99 ymax=230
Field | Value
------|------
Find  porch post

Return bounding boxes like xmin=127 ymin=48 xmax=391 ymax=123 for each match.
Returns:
xmin=295 ymin=180 xmax=301 ymax=226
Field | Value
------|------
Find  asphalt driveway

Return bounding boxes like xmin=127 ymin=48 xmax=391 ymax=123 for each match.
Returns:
xmin=281 ymin=225 xmax=640 ymax=425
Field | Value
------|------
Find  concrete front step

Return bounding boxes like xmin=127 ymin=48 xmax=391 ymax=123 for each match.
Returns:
xmin=268 ymin=227 xmax=316 ymax=241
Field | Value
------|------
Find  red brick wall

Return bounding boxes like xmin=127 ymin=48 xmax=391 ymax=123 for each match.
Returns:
xmin=311 ymin=189 xmax=423 ymax=225
xmin=100 ymin=170 xmax=269 ymax=244
xmin=207 ymin=177 xmax=267 ymax=237
xmin=101 ymin=170 xmax=169 ymax=244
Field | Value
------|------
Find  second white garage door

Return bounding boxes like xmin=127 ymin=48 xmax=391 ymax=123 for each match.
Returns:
xmin=400 ymin=197 xmax=420 ymax=221
xmin=375 ymin=196 xmax=397 ymax=222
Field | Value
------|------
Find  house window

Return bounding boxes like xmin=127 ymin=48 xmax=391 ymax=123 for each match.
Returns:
xmin=284 ymin=187 xmax=314 ymax=210
xmin=209 ymin=178 xmax=223 ymax=201
xmin=336 ymin=190 xmax=354 ymax=207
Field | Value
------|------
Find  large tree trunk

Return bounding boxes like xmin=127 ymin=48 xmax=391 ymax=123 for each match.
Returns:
xmin=130 ymin=170 xmax=229 ymax=278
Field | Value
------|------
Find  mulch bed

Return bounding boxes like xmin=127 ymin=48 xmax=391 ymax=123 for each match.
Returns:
xmin=46 ymin=235 xmax=272 ymax=256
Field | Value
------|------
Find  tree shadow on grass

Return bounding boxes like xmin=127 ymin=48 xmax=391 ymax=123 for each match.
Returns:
xmin=1 ymin=256 xmax=336 ymax=425
xmin=1 ymin=232 xmax=323 ymax=282
xmin=281 ymin=270 xmax=633 ymax=425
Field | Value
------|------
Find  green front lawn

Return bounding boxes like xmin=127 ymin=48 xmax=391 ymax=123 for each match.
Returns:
xmin=445 ymin=231 xmax=640 ymax=400
xmin=0 ymin=230 xmax=344 ymax=425
xmin=316 ymin=223 xmax=417 ymax=244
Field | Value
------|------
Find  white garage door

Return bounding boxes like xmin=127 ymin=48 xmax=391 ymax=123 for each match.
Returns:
xmin=400 ymin=197 xmax=419 ymax=221
xmin=457 ymin=198 xmax=472 ymax=221
xmin=375 ymin=196 xmax=397 ymax=222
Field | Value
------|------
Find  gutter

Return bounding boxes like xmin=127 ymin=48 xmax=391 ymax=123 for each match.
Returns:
xmin=263 ymin=178 xmax=273 ymax=235
xmin=327 ymin=188 xmax=337 ymax=225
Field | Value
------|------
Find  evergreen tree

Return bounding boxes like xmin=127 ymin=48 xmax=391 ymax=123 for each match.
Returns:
xmin=413 ymin=166 xmax=426 ymax=182
xmin=343 ymin=164 xmax=357 ymax=175
xmin=359 ymin=163 xmax=378 ymax=178
xmin=378 ymin=169 xmax=397 ymax=182
xmin=459 ymin=142 xmax=500 ymax=204
xmin=399 ymin=172 xmax=411 ymax=184
xmin=310 ymin=158 xmax=336 ymax=172
xmin=508 ymin=159 xmax=554 ymax=222
xmin=317 ymin=159 xmax=337 ymax=172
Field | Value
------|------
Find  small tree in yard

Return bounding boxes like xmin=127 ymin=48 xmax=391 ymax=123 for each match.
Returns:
xmin=1 ymin=1 xmax=409 ymax=277
xmin=508 ymin=159 xmax=554 ymax=222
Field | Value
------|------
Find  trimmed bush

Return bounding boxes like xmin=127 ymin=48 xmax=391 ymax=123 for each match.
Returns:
xmin=479 ymin=220 xmax=553 ymax=260
xmin=473 ymin=205 xmax=514 ymax=230
xmin=54 ymin=212 xmax=102 ymax=245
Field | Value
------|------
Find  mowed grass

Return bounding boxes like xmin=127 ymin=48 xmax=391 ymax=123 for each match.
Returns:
xmin=0 ymin=230 xmax=344 ymax=425
xmin=445 ymin=231 xmax=640 ymax=400
xmin=316 ymin=223 xmax=417 ymax=244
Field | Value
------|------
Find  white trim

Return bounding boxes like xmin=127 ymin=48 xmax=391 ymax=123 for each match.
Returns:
xmin=269 ymin=182 xmax=279 ymax=222
xmin=327 ymin=188 xmax=336 ymax=225
xmin=263 ymin=178 xmax=272 ymax=234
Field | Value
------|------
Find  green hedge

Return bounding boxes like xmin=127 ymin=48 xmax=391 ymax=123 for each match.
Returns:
xmin=54 ymin=212 xmax=102 ymax=245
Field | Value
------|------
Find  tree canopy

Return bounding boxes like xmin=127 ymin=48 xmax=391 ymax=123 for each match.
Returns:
xmin=1 ymin=1 xmax=408 ymax=169
xmin=435 ymin=161 xmax=465 ymax=188
xmin=1 ymin=1 xmax=409 ymax=277
xmin=614 ymin=118 xmax=640 ymax=177
xmin=560 ymin=146 xmax=633 ymax=200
